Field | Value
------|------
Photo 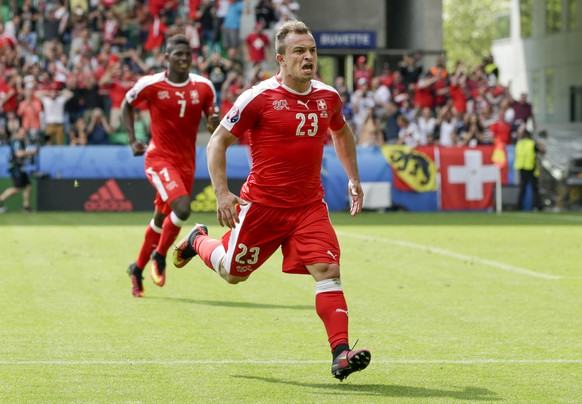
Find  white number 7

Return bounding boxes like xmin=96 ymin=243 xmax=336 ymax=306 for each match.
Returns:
xmin=178 ymin=100 xmax=186 ymax=118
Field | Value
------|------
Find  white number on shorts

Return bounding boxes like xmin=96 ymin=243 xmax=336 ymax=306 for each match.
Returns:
xmin=235 ymin=243 xmax=260 ymax=265
xmin=160 ymin=167 xmax=170 ymax=182
xmin=295 ymin=113 xmax=318 ymax=136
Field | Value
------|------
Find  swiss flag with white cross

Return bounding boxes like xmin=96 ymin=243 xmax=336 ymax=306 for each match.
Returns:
xmin=439 ymin=146 xmax=498 ymax=210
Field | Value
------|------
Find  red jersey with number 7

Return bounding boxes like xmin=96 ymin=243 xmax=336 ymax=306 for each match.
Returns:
xmin=221 ymin=76 xmax=346 ymax=207
xmin=125 ymin=71 xmax=217 ymax=174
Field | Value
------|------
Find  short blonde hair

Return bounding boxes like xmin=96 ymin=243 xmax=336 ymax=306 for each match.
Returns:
xmin=275 ymin=20 xmax=312 ymax=55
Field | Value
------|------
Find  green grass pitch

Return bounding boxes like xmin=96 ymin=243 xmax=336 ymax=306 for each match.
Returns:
xmin=1 ymin=211 xmax=581 ymax=403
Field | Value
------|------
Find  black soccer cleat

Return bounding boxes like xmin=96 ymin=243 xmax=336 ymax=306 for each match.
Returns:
xmin=127 ymin=262 xmax=144 ymax=298
xmin=173 ymin=224 xmax=208 ymax=268
xmin=331 ymin=348 xmax=371 ymax=381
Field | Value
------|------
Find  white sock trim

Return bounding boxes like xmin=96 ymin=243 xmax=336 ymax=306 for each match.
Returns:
xmin=315 ymin=278 xmax=343 ymax=295
xmin=210 ymin=245 xmax=226 ymax=274
xmin=150 ymin=219 xmax=162 ymax=234
xmin=170 ymin=211 xmax=186 ymax=227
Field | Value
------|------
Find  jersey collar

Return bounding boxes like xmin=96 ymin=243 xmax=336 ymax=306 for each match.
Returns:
xmin=276 ymin=73 xmax=312 ymax=95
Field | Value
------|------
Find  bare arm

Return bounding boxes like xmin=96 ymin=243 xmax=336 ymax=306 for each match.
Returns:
xmin=207 ymin=125 xmax=246 ymax=228
xmin=121 ymin=99 xmax=146 ymax=156
xmin=330 ymin=123 xmax=363 ymax=216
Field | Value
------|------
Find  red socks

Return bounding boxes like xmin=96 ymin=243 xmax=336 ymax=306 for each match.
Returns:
xmin=316 ymin=290 xmax=349 ymax=350
xmin=157 ymin=213 xmax=185 ymax=256
xmin=193 ymin=234 xmax=222 ymax=271
xmin=136 ymin=221 xmax=161 ymax=269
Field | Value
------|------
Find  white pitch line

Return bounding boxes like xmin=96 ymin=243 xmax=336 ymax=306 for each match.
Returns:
xmin=337 ymin=232 xmax=561 ymax=280
xmin=1 ymin=359 xmax=582 ymax=365
xmin=513 ymin=213 xmax=582 ymax=222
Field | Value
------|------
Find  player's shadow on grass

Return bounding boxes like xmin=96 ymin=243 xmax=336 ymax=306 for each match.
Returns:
xmin=151 ymin=296 xmax=312 ymax=311
xmin=234 ymin=375 xmax=500 ymax=401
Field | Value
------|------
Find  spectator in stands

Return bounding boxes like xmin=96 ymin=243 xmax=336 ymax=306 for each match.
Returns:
xmin=489 ymin=109 xmax=512 ymax=146
xmin=244 ymin=22 xmax=271 ymax=70
xmin=396 ymin=115 xmax=421 ymax=148
xmin=413 ymin=71 xmax=436 ymax=114
xmin=333 ymin=76 xmax=350 ymax=101
xmin=17 ymin=87 xmax=42 ymax=144
xmin=223 ymin=0 xmax=248 ymax=60
xmin=370 ymin=76 xmax=390 ymax=127
xmin=354 ymin=55 xmax=374 ymax=86
xmin=143 ymin=10 xmax=168 ymax=54
xmin=277 ymin=0 xmax=300 ymax=20
xmin=358 ymin=109 xmax=383 ymax=147
xmin=86 ymin=107 xmax=112 ymax=144
xmin=429 ymin=56 xmax=448 ymax=79
xmin=449 ymin=65 xmax=468 ymax=116
xmin=512 ymin=92 xmax=536 ymax=133
xmin=0 ymin=73 xmax=20 ymax=137
xmin=16 ymin=0 xmax=41 ymax=38
xmin=383 ymin=101 xmax=402 ymax=144
xmin=255 ymin=0 xmax=277 ymax=31
xmin=101 ymin=61 xmax=140 ymax=132
xmin=417 ymin=106 xmax=436 ymax=145
xmin=350 ymin=77 xmax=375 ymax=140
xmin=459 ymin=113 xmax=485 ymax=147
xmin=435 ymin=103 xmax=458 ymax=146
xmin=219 ymin=70 xmax=245 ymax=118
xmin=399 ymin=52 xmax=423 ymax=89
xmin=198 ymin=0 xmax=217 ymax=50
xmin=376 ymin=62 xmax=392 ymax=87
xmin=215 ymin=0 xmax=230 ymax=48
xmin=202 ymin=51 xmax=232 ymax=106
xmin=133 ymin=0 xmax=152 ymax=50
xmin=483 ymin=54 xmax=499 ymax=84
xmin=68 ymin=115 xmax=88 ymax=146
xmin=37 ymin=84 xmax=74 ymax=145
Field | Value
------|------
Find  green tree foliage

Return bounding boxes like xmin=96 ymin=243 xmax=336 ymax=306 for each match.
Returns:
xmin=443 ymin=0 xmax=510 ymax=71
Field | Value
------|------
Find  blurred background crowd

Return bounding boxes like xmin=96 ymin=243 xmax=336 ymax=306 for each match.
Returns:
xmin=0 ymin=0 xmax=535 ymax=151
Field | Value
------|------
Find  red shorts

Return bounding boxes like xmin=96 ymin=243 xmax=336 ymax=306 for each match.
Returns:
xmin=144 ymin=157 xmax=193 ymax=216
xmin=221 ymin=200 xmax=340 ymax=277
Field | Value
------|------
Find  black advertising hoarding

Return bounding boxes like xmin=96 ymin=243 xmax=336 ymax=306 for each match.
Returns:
xmin=37 ymin=178 xmax=245 ymax=212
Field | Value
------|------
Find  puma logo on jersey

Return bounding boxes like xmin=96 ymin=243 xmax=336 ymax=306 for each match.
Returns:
xmin=327 ymin=250 xmax=338 ymax=260
xmin=297 ymin=100 xmax=310 ymax=109
xmin=175 ymin=91 xmax=185 ymax=99
xmin=335 ymin=309 xmax=349 ymax=316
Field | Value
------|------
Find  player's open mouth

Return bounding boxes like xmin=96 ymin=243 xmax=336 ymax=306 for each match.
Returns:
xmin=302 ymin=64 xmax=314 ymax=72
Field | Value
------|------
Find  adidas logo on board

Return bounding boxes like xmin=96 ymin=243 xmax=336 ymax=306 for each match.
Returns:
xmin=84 ymin=179 xmax=133 ymax=211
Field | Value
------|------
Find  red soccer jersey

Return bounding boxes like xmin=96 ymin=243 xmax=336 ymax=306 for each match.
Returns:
xmin=221 ymin=77 xmax=346 ymax=207
xmin=245 ymin=32 xmax=270 ymax=63
xmin=125 ymin=71 xmax=217 ymax=174
xmin=110 ymin=76 xmax=136 ymax=109
xmin=449 ymin=84 xmax=467 ymax=114
xmin=489 ymin=120 xmax=512 ymax=145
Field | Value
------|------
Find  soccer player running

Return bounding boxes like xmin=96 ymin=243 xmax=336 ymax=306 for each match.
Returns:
xmin=122 ymin=34 xmax=220 ymax=298
xmin=173 ymin=21 xmax=371 ymax=381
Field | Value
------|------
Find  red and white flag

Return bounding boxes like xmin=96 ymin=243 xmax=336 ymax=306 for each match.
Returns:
xmin=439 ymin=146 xmax=498 ymax=210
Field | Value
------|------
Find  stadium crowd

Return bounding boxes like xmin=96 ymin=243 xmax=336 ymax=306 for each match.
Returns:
xmin=0 ymin=0 xmax=535 ymax=151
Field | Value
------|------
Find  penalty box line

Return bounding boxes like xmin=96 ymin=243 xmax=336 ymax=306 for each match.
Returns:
xmin=337 ymin=232 xmax=561 ymax=280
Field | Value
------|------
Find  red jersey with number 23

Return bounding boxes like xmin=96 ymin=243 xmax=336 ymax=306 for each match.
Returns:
xmin=125 ymin=71 xmax=216 ymax=174
xmin=221 ymin=76 xmax=346 ymax=207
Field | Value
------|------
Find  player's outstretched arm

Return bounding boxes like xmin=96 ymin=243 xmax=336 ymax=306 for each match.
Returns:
xmin=331 ymin=123 xmax=364 ymax=216
xmin=207 ymin=125 xmax=247 ymax=228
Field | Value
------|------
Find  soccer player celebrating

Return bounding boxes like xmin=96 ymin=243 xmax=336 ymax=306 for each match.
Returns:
xmin=173 ymin=21 xmax=371 ymax=381
xmin=122 ymin=34 xmax=220 ymax=298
